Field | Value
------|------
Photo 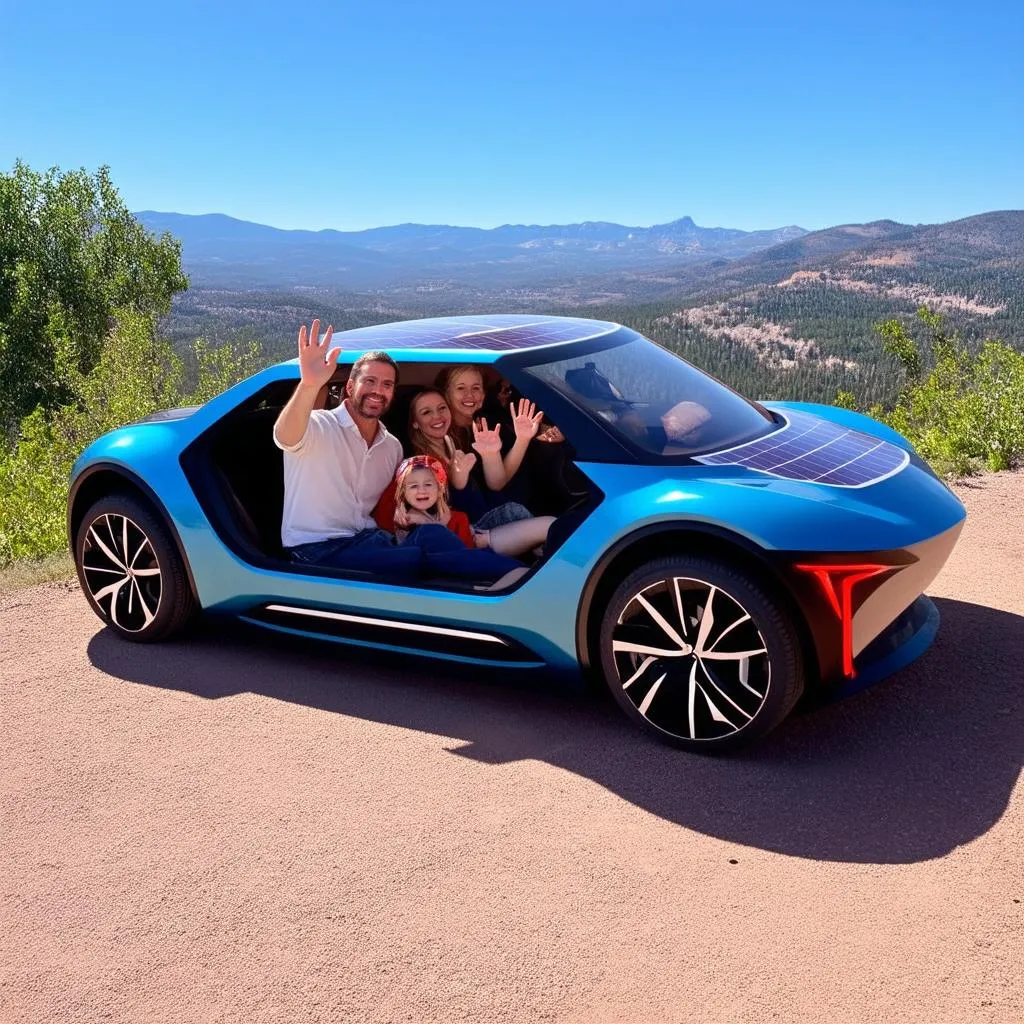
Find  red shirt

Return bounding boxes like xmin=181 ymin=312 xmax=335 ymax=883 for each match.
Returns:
xmin=447 ymin=510 xmax=474 ymax=548
xmin=373 ymin=488 xmax=474 ymax=550
xmin=373 ymin=483 xmax=400 ymax=532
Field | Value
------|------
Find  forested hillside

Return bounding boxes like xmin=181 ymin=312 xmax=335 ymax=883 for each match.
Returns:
xmin=616 ymin=211 xmax=1024 ymax=407
xmin=153 ymin=210 xmax=1024 ymax=408
xmin=0 ymin=164 xmax=259 ymax=566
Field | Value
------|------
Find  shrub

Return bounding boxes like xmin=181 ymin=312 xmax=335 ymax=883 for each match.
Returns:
xmin=0 ymin=310 xmax=262 ymax=565
xmin=841 ymin=308 xmax=1024 ymax=478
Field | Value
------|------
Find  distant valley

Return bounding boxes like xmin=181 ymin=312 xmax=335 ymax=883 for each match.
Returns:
xmin=143 ymin=209 xmax=1024 ymax=408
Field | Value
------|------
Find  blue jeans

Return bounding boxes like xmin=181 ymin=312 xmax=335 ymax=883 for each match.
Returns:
xmin=289 ymin=525 xmax=520 ymax=583
xmin=474 ymin=502 xmax=534 ymax=531
xmin=406 ymin=524 xmax=522 ymax=581
xmin=289 ymin=528 xmax=423 ymax=579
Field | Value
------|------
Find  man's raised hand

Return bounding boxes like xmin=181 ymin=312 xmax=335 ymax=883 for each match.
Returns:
xmin=297 ymin=319 xmax=340 ymax=390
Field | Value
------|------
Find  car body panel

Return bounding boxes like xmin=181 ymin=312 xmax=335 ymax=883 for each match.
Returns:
xmin=576 ymin=456 xmax=964 ymax=555
xmin=68 ymin=315 xmax=967 ymax=710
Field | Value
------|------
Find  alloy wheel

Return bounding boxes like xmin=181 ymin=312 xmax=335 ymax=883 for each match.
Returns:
xmin=81 ymin=513 xmax=163 ymax=633
xmin=611 ymin=575 xmax=771 ymax=742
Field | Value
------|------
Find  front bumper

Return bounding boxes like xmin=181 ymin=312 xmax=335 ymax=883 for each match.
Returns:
xmin=838 ymin=594 xmax=940 ymax=699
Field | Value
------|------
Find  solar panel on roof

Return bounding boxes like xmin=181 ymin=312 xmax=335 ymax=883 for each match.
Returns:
xmin=333 ymin=315 xmax=619 ymax=351
xmin=694 ymin=409 xmax=909 ymax=488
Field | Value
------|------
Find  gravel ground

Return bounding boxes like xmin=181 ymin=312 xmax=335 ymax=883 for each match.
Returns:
xmin=1 ymin=472 xmax=1021 ymax=1024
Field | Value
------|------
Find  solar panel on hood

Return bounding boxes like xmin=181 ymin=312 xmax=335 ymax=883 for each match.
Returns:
xmin=695 ymin=408 xmax=909 ymax=487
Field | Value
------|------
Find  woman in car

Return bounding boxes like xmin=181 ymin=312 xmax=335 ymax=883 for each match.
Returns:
xmin=374 ymin=387 xmax=553 ymax=558
xmin=440 ymin=365 xmax=547 ymax=499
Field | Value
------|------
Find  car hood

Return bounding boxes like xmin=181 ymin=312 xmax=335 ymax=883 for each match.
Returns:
xmin=762 ymin=401 xmax=917 ymax=452
xmin=577 ymin=402 xmax=965 ymax=553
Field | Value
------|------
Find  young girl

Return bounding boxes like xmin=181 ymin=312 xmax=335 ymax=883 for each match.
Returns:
xmin=386 ymin=455 xmax=527 ymax=588
xmin=397 ymin=387 xmax=555 ymax=557
xmin=391 ymin=455 xmax=472 ymax=544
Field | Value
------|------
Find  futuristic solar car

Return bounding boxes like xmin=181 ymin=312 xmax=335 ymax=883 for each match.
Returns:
xmin=68 ymin=315 xmax=966 ymax=751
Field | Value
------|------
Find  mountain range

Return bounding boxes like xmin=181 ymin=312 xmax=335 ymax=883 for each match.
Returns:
xmin=134 ymin=211 xmax=808 ymax=289
xmin=146 ymin=208 xmax=1024 ymax=409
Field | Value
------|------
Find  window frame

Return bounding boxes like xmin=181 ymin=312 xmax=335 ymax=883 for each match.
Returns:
xmin=498 ymin=327 xmax=780 ymax=466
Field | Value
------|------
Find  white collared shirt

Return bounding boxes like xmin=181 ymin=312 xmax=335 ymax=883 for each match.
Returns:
xmin=274 ymin=401 xmax=402 ymax=548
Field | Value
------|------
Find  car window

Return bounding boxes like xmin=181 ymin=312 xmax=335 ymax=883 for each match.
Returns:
xmin=520 ymin=332 xmax=778 ymax=457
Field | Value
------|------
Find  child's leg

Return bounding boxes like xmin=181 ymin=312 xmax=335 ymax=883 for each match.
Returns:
xmin=408 ymin=523 xmax=523 ymax=581
xmin=485 ymin=516 xmax=555 ymax=557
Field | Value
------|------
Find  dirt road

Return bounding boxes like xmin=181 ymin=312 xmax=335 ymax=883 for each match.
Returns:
xmin=2 ymin=473 xmax=1021 ymax=1024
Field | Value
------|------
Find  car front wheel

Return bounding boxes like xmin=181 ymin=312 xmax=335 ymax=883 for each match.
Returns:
xmin=598 ymin=556 xmax=804 ymax=751
xmin=75 ymin=494 xmax=196 ymax=642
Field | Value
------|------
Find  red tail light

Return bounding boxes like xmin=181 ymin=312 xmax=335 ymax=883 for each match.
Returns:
xmin=794 ymin=563 xmax=894 ymax=677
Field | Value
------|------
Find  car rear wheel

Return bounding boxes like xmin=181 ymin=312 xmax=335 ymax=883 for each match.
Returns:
xmin=598 ymin=556 xmax=804 ymax=751
xmin=75 ymin=494 xmax=196 ymax=642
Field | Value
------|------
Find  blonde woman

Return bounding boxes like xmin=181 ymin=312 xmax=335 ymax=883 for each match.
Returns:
xmin=442 ymin=365 xmax=544 ymax=493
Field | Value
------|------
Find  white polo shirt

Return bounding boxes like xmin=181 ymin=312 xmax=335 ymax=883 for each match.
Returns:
xmin=273 ymin=401 xmax=402 ymax=548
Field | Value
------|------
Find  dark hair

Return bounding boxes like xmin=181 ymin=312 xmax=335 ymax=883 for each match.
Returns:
xmin=408 ymin=387 xmax=446 ymax=434
xmin=350 ymin=350 xmax=399 ymax=385
xmin=408 ymin=388 xmax=452 ymax=463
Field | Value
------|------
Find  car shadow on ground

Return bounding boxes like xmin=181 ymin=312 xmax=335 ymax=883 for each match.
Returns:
xmin=87 ymin=596 xmax=1022 ymax=865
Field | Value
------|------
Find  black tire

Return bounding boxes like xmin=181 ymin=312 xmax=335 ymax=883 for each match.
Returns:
xmin=597 ymin=555 xmax=803 ymax=752
xmin=74 ymin=493 xmax=196 ymax=642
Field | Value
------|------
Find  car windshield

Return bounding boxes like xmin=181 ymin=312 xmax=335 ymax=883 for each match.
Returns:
xmin=521 ymin=331 xmax=777 ymax=457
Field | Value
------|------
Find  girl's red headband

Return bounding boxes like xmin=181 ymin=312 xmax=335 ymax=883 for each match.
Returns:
xmin=395 ymin=454 xmax=448 ymax=490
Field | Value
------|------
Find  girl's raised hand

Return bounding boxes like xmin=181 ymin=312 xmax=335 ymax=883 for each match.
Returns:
xmin=512 ymin=398 xmax=544 ymax=440
xmin=396 ymin=506 xmax=434 ymax=529
xmin=405 ymin=509 xmax=436 ymax=526
xmin=297 ymin=319 xmax=340 ymax=390
xmin=471 ymin=418 xmax=503 ymax=455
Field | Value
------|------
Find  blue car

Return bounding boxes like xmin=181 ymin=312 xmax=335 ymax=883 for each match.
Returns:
xmin=68 ymin=315 xmax=966 ymax=751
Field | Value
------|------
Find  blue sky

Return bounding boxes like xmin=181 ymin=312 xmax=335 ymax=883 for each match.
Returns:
xmin=1 ymin=1 xmax=1021 ymax=231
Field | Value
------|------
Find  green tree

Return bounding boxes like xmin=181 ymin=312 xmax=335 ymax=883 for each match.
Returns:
xmin=0 ymin=162 xmax=188 ymax=433
xmin=876 ymin=315 xmax=922 ymax=380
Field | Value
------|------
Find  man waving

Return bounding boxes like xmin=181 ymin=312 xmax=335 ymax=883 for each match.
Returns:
xmin=273 ymin=319 xmax=422 ymax=577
